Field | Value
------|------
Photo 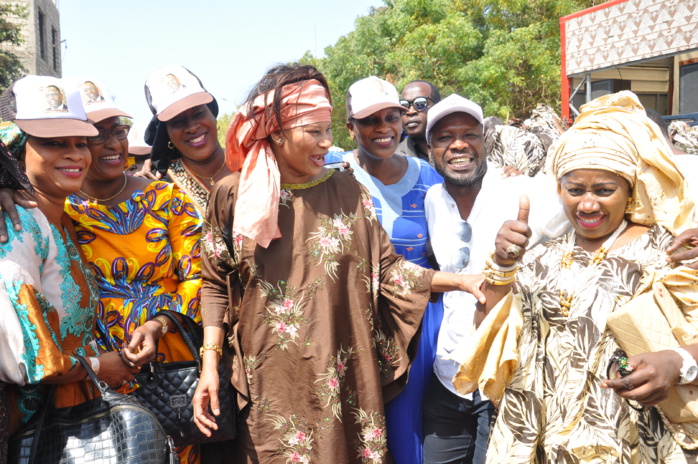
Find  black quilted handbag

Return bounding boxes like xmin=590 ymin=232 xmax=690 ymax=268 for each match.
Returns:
xmin=8 ymin=355 xmax=177 ymax=464
xmin=130 ymin=311 xmax=237 ymax=447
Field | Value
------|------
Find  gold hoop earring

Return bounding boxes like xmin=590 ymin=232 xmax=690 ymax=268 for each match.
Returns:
xmin=625 ymin=197 xmax=633 ymax=214
xmin=167 ymin=141 xmax=176 ymax=150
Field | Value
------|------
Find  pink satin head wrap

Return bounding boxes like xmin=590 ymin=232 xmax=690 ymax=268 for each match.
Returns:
xmin=225 ymin=79 xmax=332 ymax=248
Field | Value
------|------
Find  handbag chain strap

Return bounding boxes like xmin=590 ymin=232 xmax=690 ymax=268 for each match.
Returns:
xmin=151 ymin=311 xmax=204 ymax=366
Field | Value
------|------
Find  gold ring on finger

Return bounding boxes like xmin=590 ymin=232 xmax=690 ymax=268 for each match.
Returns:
xmin=506 ymin=244 xmax=522 ymax=259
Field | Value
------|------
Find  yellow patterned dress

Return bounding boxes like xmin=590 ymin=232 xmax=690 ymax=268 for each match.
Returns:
xmin=65 ymin=181 xmax=203 ymax=464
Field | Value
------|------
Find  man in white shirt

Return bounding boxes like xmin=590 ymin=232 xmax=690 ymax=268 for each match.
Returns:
xmin=422 ymin=94 xmax=568 ymax=464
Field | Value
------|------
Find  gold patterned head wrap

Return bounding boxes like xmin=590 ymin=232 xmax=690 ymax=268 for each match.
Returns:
xmin=547 ymin=91 xmax=693 ymax=235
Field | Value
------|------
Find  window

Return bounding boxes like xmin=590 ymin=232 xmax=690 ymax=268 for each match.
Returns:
xmin=680 ymin=63 xmax=698 ymax=114
xmin=51 ymin=27 xmax=57 ymax=70
xmin=38 ymin=10 xmax=45 ymax=60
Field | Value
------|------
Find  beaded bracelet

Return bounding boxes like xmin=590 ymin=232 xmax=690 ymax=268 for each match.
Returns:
xmin=200 ymin=343 xmax=223 ymax=358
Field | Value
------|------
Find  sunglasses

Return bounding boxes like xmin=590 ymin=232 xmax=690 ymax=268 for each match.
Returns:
xmin=399 ymin=96 xmax=433 ymax=112
xmin=450 ymin=221 xmax=473 ymax=269
xmin=88 ymin=124 xmax=130 ymax=145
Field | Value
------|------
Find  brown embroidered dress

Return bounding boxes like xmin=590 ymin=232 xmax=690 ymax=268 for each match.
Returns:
xmin=201 ymin=170 xmax=434 ymax=463
xmin=481 ymin=226 xmax=698 ymax=463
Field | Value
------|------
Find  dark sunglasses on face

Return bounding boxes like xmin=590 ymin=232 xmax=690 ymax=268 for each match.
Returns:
xmin=88 ymin=125 xmax=130 ymax=145
xmin=399 ymin=96 xmax=433 ymax=112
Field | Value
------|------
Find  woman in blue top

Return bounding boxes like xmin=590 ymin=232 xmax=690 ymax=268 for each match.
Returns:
xmin=326 ymin=76 xmax=443 ymax=464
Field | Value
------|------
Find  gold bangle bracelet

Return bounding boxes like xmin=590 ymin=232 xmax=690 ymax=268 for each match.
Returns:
xmin=484 ymin=267 xmax=518 ymax=278
xmin=483 ymin=268 xmax=516 ymax=286
xmin=199 ymin=343 xmax=223 ymax=358
xmin=484 ymin=275 xmax=515 ymax=286
xmin=487 ymin=252 xmax=518 ymax=272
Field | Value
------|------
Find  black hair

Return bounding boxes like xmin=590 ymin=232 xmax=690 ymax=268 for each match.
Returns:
xmin=403 ymin=80 xmax=441 ymax=104
xmin=244 ymin=63 xmax=331 ymax=135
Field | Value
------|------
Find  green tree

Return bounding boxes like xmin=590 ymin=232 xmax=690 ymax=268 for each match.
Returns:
xmin=308 ymin=0 xmax=601 ymax=149
xmin=0 ymin=3 xmax=26 ymax=93
xmin=217 ymin=112 xmax=235 ymax=148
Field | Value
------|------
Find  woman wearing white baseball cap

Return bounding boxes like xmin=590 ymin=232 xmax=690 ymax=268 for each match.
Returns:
xmin=0 ymin=76 xmax=206 ymax=463
xmin=64 ymin=77 xmax=204 ymax=464
xmin=325 ymin=75 xmax=444 ymax=464
xmin=0 ymin=76 xmax=140 ymax=448
xmin=142 ymin=65 xmax=230 ymax=214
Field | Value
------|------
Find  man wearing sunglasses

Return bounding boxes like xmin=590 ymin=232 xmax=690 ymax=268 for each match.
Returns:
xmin=396 ymin=80 xmax=441 ymax=164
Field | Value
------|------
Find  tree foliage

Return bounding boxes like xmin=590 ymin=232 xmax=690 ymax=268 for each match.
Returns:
xmin=0 ymin=3 xmax=26 ymax=93
xmin=217 ymin=112 xmax=235 ymax=147
xmin=307 ymin=0 xmax=602 ymax=149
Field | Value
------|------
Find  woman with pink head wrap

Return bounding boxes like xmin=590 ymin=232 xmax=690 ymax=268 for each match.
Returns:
xmin=192 ymin=64 xmax=484 ymax=462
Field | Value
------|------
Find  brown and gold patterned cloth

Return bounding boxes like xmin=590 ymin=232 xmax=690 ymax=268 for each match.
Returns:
xmin=457 ymin=226 xmax=698 ymax=463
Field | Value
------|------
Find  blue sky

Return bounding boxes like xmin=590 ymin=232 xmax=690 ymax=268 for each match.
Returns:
xmin=59 ymin=0 xmax=381 ymax=126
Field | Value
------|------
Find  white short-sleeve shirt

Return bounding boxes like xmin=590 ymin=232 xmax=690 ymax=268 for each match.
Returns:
xmin=425 ymin=164 xmax=569 ymax=398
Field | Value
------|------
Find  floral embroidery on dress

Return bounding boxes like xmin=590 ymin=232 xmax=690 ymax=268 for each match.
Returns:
xmin=202 ymin=223 xmax=236 ymax=269
xmin=373 ymin=329 xmax=401 ymax=376
xmin=315 ymin=346 xmax=355 ymax=421
xmin=307 ymin=212 xmax=358 ymax=281
xmin=363 ymin=307 xmax=375 ymax=332
xmin=359 ymin=186 xmax=378 ymax=224
xmin=354 ymin=409 xmax=387 ymax=463
xmin=243 ymin=354 xmax=266 ymax=383
xmin=387 ymin=261 xmax=425 ymax=298
xmin=260 ymin=281 xmax=308 ymax=350
xmin=280 ymin=188 xmax=294 ymax=208
xmin=267 ymin=414 xmax=315 ymax=463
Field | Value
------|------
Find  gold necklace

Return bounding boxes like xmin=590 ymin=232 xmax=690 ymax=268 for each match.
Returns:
xmin=79 ymin=173 xmax=128 ymax=203
xmin=557 ymin=220 xmax=628 ymax=317
xmin=280 ymin=170 xmax=334 ymax=190
xmin=184 ymin=157 xmax=226 ymax=186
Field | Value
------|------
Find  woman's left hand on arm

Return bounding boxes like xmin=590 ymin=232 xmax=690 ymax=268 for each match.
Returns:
xmin=602 ymin=349 xmax=683 ymax=405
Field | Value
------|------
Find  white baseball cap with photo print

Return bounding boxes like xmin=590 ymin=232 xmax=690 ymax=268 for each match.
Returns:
xmin=145 ymin=65 xmax=213 ymax=122
xmin=70 ymin=77 xmax=132 ymax=123
xmin=12 ymin=75 xmax=97 ymax=137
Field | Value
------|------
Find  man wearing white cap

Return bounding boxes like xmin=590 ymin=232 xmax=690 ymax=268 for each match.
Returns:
xmin=422 ymin=94 xmax=568 ymax=464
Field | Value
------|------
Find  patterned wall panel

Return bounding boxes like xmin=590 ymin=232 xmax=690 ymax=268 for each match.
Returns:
xmin=564 ymin=0 xmax=698 ymax=76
